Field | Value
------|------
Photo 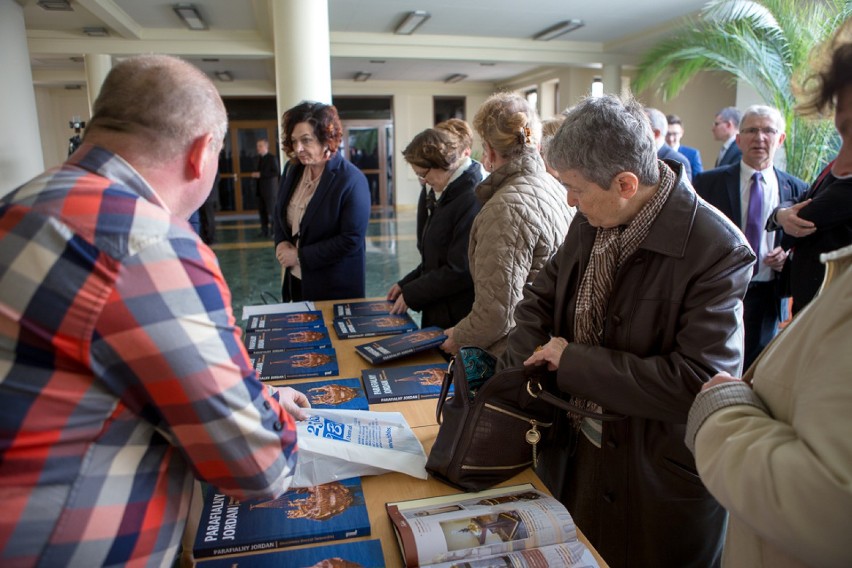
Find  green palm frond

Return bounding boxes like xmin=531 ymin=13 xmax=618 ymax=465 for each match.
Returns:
xmin=632 ymin=0 xmax=852 ymax=181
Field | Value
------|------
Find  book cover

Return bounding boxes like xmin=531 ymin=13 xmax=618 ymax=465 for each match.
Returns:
xmin=251 ymin=348 xmax=339 ymax=381
xmin=245 ymin=311 xmax=325 ymax=332
xmin=361 ymin=363 xmax=450 ymax=404
xmin=196 ymin=539 xmax=385 ymax=567
xmin=244 ymin=327 xmax=333 ymax=354
xmin=354 ymin=327 xmax=447 ymax=365
xmin=193 ymin=477 xmax=371 ymax=559
xmin=332 ymin=300 xmax=394 ymax=318
xmin=290 ymin=378 xmax=370 ymax=411
xmin=332 ymin=313 xmax=419 ymax=340
xmin=386 ymin=484 xmax=597 ymax=568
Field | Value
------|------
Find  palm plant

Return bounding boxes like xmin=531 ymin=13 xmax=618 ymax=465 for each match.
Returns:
xmin=632 ymin=0 xmax=852 ymax=182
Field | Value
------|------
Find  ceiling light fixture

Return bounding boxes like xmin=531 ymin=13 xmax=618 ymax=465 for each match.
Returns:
xmin=394 ymin=10 xmax=430 ymax=35
xmin=173 ymin=3 xmax=208 ymax=31
xmin=37 ymin=0 xmax=72 ymax=10
xmin=214 ymin=71 xmax=233 ymax=82
xmin=444 ymin=73 xmax=468 ymax=84
xmin=533 ymin=19 xmax=585 ymax=41
xmin=83 ymin=27 xmax=109 ymax=37
xmin=354 ymin=72 xmax=371 ymax=82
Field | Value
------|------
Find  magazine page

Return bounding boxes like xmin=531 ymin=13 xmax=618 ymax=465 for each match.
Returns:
xmin=387 ymin=485 xmax=585 ymax=567
xmin=425 ymin=542 xmax=598 ymax=568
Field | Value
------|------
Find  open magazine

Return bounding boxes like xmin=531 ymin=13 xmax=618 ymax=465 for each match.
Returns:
xmin=386 ymin=484 xmax=599 ymax=568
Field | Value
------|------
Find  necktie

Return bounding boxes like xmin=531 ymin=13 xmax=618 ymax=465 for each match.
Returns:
xmin=426 ymin=189 xmax=436 ymax=216
xmin=745 ymin=172 xmax=764 ymax=275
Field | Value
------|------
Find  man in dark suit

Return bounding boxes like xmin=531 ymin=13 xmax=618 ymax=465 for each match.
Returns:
xmin=694 ymin=105 xmax=808 ymax=369
xmin=251 ymin=138 xmax=279 ymax=237
xmin=712 ymin=106 xmax=743 ymax=167
xmin=646 ymin=107 xmax=692 ymax=181
xmin=667 ymin=113 xmax=704 ymax=175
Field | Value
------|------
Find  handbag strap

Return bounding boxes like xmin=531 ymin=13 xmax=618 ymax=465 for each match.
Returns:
xmin=526 ymin=374 xmax=625 ymax=421
xmin=435 ymin=358 xmax=455 ymax=425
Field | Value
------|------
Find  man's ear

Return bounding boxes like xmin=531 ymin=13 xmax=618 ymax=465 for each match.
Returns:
xmin=614 ymin=172 xmax=639 ymax=199
xmin=186 ymin=133 xmax=215 ymax=180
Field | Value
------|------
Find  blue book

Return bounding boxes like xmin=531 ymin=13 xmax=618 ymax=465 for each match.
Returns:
xmin=361 ymin=363 xmax=450 ymax=404
xmin=244 ymin=327 xmax=333 ymax=353
xmin=196 ymin=539 xmax=385 ymax=567
xmin=193 ymin=478 xmax=371 ymax=559
xmin=332 ymin=313 xmax=418 ymax=340
xmin=290 ymin=378 xmax=370 ymax=410
xmin=354 ymin=327 xmax=447 ymax=365
xmin=245 ymin=311 xmax=325 ymax=331
xmin=251 ymin=348 xmax=339 ymax=381
xmin=332 ymin=300 xmax=394 ymax=318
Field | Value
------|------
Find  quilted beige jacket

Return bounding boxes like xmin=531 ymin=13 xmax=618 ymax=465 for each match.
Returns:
xmin=453 ymin=153 xmax=574 ymax=355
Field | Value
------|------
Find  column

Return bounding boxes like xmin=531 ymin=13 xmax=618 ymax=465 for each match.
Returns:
xmin=0 ymin=0 xmax=44 ymax=196
xmin=271 ymin=0 xmax=333 ymax=126
xmin=601 ymin=64 xmax=623 ymax=97
xmin=84 ymin=54 xmax=112 ymax=113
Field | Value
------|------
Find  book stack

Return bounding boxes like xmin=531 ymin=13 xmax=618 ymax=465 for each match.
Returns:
xmin=193 ymin=477 xmax=371 ymax=560
xmin=196 ymin=540 xmax=385 ymax=567
xmin=332 ymin=309 xmax=418 ymax=340
xmin=361 ymin=363 xmax=449 ymax=404
xmin=242 ymin=309 xmax=339 ymax=381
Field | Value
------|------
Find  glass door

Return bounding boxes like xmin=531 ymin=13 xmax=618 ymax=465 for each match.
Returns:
xmin=218 ymin=120 xmax=279 ymax=215
xmin=342 ymin=120 xmax=394 ymax=211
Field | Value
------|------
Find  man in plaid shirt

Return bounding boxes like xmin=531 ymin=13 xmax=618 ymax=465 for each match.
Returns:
xmin=0 ymin=55 xmax=309 ymax=567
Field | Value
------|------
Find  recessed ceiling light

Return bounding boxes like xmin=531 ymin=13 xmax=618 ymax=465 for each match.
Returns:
xmin=354 ymin=72 xmax=372 ymax=82
xmin=83 ymin=27 xmax=109 ymax=37
xmin=444 ymin=73 xmax=467 ymax=84
xmin=37 ymin=0 xmax=72 ymax=11
xmin=480 ymin=62 xmax=496 ymax=66
xmin=214 ymin=71 xmax=233 ymax=82
xmin=533 ymin=19 xmax=585 ymax=41
xmin=395 ymin=10 xmax=430 ymax=35
xmin=369 ymin=60 xmax=386 ymax=64
xmin=173 ymin=3 xmax=208 ymax=31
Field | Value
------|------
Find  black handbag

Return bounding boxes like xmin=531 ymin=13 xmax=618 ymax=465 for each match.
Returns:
xmin=425 ymin=346 xmax=624 ymax=492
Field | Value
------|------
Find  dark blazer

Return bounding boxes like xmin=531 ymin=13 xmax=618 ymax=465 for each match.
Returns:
xmin=273 ymin=151 xmax=370 ymax=301
xmin=658 ymin=144 xmax=692 ymax=181
xmin=398 ymin=161 xmax=482 ymax=329
xmin=770 ymin=165 xmax=852 ymax=312
xmin=678 ymin=145 xmax=704 ymax=176
xmin=716 ymin=142 xmax=742 ymax=167
xmin=694 ymin=163 xmax=808 ymax=261
xmin=501 ymin=162 xmax=754 ymax=567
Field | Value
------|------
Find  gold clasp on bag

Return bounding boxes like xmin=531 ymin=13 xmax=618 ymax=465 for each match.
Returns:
xmin=526 ymin=422 xmax=541 ymax=467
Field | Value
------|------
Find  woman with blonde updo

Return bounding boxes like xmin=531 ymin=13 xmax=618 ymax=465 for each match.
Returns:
xmin=388 ymin=127 xmax=482 ymax=329
xmin=441 ymin=92 xmax=575 ymax=356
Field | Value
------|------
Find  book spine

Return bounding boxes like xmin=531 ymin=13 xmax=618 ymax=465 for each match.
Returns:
xmin=247 ymin=343 xmax=333 ymax=355
xmin=368 ymin=392 xmax=435 ymax=404
xmin=194 ymin=538 xmax=277 ymax=559
xmin=259 ymin=368 xmax=338 ymax=381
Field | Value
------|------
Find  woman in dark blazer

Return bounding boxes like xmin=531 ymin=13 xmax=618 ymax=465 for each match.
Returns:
xmin=273 ymin=101 xmax=370 ymax=301
xmin=387 ymin=127 xmax=482 ymax=329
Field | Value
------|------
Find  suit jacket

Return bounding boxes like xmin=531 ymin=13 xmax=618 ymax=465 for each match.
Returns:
xmin=658 ymin=143 xmax=692 ymax=181
xmin=256 ymin=153 xmax=280 ymax=195
xmin=716 ymin=142 xmax=742 ymax=168
xmin=273 ymin=151 xmax=370 ymax=301
xmin=678 ymin=145 xmax=704 ymax=176
xmin=693 ymin=163 xmax=807 ymax=284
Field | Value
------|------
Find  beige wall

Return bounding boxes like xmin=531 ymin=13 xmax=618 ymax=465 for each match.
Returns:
xmin=35 ymin=86 xmax=90 ymax=170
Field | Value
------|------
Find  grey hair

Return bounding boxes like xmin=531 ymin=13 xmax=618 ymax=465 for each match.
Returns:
xmin=645 ymin=108 xmax=668 ymax=136
xmin=548 ymin=95 xmax=660 ymax=188
xmin=86 ymin=54 xmax=227 ymax=164
xmin=716 ymin=106 xmax=742 ymax=127
xmin=741 ymin=104 xmax=786 ymax=133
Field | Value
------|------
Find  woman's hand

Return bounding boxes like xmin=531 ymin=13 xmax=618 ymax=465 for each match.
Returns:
xmin=440 ymin=327 xmax=459 ymax=355
xmin=523 ymin=337 xmax=568 ymax=371
xmin=276 ymin=241 xmax=299 ymax=267
xmin=777 ymin=200 xmax=817 ymax=238
xmin=387 ymin=283 xmax=402 ymax=301
xmin=700 ymin=372 xmax=746 ymax=392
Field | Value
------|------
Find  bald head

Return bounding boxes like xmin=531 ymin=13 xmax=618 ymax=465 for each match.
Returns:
xmin=86 ymin=54 xmax=227 ymax=165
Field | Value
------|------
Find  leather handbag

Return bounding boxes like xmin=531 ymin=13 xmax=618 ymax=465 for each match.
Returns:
xmin=425 ymin=345 xmax=623 ymax=492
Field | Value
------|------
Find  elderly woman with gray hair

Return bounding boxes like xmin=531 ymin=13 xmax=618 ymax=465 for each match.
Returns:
xmin=440 ymin=92 xmax=574 ymax=356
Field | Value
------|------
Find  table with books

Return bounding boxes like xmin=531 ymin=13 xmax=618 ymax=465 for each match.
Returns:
xmin=181 ymin=299 xmax=608 ymax=567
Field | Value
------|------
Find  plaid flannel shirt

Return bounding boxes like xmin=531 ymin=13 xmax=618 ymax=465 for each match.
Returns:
xmin=0 ymin=146 xmax=298 ymax=567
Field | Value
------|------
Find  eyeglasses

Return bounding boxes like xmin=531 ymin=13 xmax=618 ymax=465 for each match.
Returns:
xmin=289 ymin=135 xmax=318 ymax=148
xmin=413 ymin=167 xmax=431 ymax=181
xmin=741 ymin=127 xmax=779 ymax=137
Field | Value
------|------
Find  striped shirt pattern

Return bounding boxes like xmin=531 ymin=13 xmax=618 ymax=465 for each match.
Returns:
xmin=0 ymin=146 xmax=298 ymax=567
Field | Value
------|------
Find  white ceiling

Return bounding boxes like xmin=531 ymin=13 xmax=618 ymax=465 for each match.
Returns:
xmin=22 ymin=0 xmax=712 ymax=88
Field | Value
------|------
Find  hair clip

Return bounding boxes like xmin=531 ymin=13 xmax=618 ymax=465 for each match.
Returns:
xmin=519 ymin=126 xmax=532 ymax=145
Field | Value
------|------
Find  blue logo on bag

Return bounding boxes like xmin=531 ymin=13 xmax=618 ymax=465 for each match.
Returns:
xmin=305 ymin=415 xmax=350 ymax=441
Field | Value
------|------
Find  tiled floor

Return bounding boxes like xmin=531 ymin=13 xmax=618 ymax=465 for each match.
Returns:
xmin=210 ymin=209 xmax=421 ymax=322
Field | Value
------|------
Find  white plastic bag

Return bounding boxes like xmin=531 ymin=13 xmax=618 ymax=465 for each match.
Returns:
xmin=291 ymin=408 xmax=428 ymax=488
